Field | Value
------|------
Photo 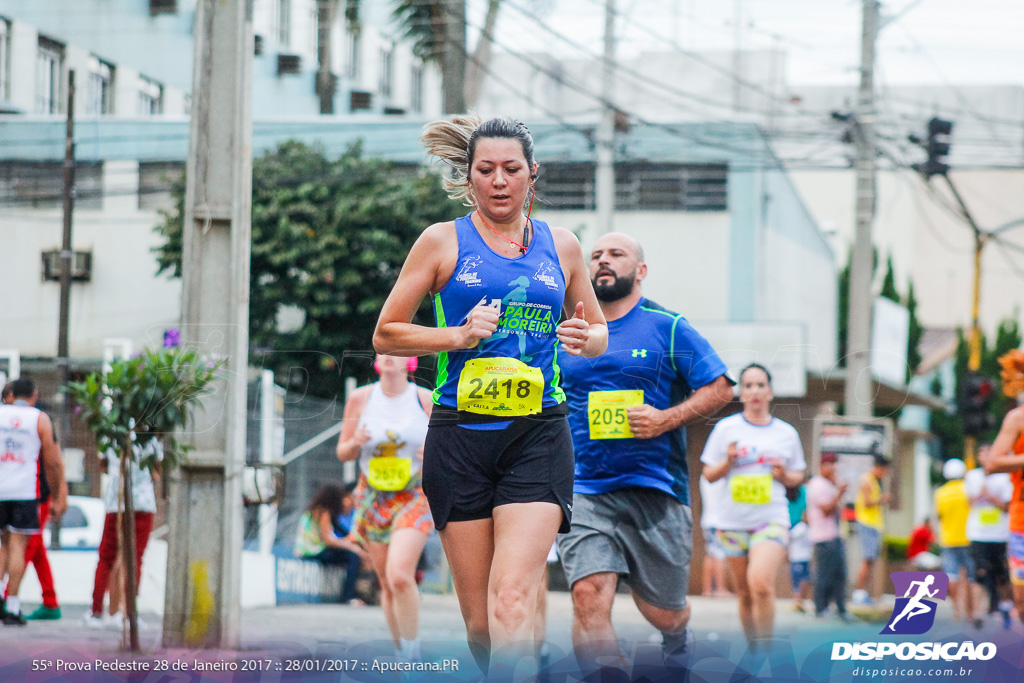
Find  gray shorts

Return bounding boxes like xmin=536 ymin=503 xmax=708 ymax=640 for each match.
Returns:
xmin=556 ymin=487 xmax=692 ymax=611
xmin=857 ymin=523 xmax=882 ymax=561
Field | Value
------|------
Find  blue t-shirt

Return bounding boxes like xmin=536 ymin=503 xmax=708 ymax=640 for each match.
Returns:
xmin=560 ymin=298 xmax=729 ymax=504
xmin=432 ymin=213 xmax=567 ymax=417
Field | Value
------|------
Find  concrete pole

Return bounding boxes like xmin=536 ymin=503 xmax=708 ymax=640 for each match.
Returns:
xmin=595 ymin=0 xmax=615 ymax=233
xmin=843 ymin=0 xmax=879 ymax=419
xmin=163 ymin=0 xmax=253 ymax=649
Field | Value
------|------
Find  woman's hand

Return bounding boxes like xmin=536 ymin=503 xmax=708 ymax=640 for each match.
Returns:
xmin=556 ymin=302 xmax=589 ymax=356
xmin=771 ymin=461 xmax=786 ymax=482
xmin=726 ymin=441 xmax=740 ymax=467
xmin=353 ymin=426 xmax=371 ymax=447
xmin=461 ymin=303 xmax=500 ymax=348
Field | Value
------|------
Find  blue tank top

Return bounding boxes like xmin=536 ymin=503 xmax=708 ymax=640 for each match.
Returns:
xmin=432 ymin=213 xmax=567 ymax=418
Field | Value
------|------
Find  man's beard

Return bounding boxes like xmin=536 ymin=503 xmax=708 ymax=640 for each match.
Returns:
xmin=592 ymin=269 xmax=636 ymax=302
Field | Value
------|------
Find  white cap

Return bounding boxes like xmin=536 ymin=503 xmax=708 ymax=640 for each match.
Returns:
xmin=943 ymin=458 xmax=966 ymax=480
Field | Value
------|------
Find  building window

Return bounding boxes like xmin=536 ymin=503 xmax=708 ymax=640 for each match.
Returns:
xmin=346 ymin=31 xmax=360 ymax=80
xmin=0 ymin=160 xmax=103 ymax=209
xmin=87 ymin=57 xmax=114 ymax=115
xmin=138 ymin=160 xmax=185 ymax=211
xmin=138 ymin=75 xmax=163 ymax=115
xmin=378 ymin=47 xmax=393 ymax=98
xmin=276 ymin=0 xmax=291 ymax=48
xmin=410 ymin=64 xmax=423 ymax=114
xmin=533 ymin=163 xmax=596 ymax=210
xmin=0 ymin=19 xmax=10 ymax=101
xmin=533 ymin=162 xmax=729 ymax=212
xmin=615 ymin=163 xmax=728 ymax=211
xmin=36 ymin=37 xmax=64 ymax=114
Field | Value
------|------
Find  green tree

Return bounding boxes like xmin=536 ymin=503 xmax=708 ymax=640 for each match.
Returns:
xmin=154 ymin=141 xmax=459 ymax=396
xmin=880 ymin=256 xmax=899 ymax=303
xmin=930 ymin=318 xmax=1023 ymax=457
xmin=346 ymin=1 xmax=503 ymax=113
xmin=906 ymin=282 xmax=923 ymax=382
xmin=68 ymin=347 xmax=221 ymax=651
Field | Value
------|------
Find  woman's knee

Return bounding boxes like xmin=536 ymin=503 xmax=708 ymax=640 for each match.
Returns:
xmin=747 ymin=573 xmax=775 ymax=599
xmin=385 ymin=566 xmax=417 ymax=595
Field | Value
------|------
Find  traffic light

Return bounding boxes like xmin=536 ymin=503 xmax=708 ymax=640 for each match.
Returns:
xmin=959 ymin=371 xmax=995 ymax=437
xmin=910 ymin=117 xmax=954 ymax=179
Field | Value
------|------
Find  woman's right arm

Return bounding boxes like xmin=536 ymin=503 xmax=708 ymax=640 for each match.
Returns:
xmin=985 ymin=409 xmax=1024 ymax=474
xmin=337 ymin=386 xmax=371 ymax=462
xmin=374 ymin=223 xmax=499 ymax=355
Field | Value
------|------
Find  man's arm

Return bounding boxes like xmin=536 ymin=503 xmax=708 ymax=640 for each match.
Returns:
xmin=37 ymin=413 xmax=68 ymax=517
xmin=627 ymin=374 xmax=733 ymax=440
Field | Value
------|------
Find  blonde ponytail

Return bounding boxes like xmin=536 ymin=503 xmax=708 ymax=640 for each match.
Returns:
xmin=421 ymin=112 xmax=483 ymax=206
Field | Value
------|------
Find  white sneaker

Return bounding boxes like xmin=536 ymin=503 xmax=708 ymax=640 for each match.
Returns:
xmin=82 ymin=612 xmax=106 ymax=628
xmin=106 ymin=612 xmax=149 ymax=631
xmin=851 ymin=589 xmax=874 ymax=606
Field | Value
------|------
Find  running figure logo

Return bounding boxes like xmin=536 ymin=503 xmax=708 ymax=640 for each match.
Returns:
xmin=882 ymin=571 xmax=949 ymax=635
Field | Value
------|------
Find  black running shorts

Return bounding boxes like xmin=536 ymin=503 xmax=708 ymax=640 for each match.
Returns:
xmin=422 ymin=415 xmax=574 ymax=533
xmin=0 ymin=500 xmax=40 ymax=534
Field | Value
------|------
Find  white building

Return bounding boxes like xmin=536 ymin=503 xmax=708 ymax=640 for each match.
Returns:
xmin=0 ymin=0 xmax=443 ymax=118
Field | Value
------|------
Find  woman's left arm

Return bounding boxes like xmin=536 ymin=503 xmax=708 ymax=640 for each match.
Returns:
xmin=552 ymin=227 xmax=607 ymax=358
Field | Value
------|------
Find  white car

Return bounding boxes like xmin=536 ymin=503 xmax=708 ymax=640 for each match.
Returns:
xmin=42 ymin=495 xmax=106 ymax=549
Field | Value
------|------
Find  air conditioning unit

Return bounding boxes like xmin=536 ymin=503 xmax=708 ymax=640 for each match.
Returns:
xmin=41 ymin=250 xmax=92 ymax=283
xmin=149 ymin=0 xmax=178 ymax=15
xmin=277 ymin=54 xmax=302 ymax=76
xmin=350 ymin=90 xmax=372 ymax=111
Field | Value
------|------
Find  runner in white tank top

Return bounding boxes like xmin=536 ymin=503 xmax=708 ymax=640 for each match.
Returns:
xmin=0 ymin=378 xmax=68 ymax=625
xmin=336 ymin=355 xmax=433 ymax=661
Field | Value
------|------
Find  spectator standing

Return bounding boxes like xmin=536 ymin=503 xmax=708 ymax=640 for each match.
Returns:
xmin=852 ymin=454 xmax=890 ymax=605
xmin=965 ymin=445 xmax=1013 ymax=627
xmin=935 ymin=458 xmax=977 ymax=624
xmin=83 ymin=441 xmax=160 ymax=628
xmin=806 ymin=452 xmax=851 ymax=620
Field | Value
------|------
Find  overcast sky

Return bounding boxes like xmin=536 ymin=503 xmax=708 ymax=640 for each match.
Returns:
xmin=469 ymin=0 xmax=1024 ymax=87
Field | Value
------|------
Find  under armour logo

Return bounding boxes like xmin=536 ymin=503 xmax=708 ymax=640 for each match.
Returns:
xmin=631 ymin=349 xmax=647 ymax=358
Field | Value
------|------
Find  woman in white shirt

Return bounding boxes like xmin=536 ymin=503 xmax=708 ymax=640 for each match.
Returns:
xmin=336 ymin=355 xmax=433 ymax=661
xmin=701 ymin=364 xmax=806 ymax=647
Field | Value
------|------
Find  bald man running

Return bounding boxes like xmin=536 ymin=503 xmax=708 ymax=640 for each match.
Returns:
xmin=557 ymin=233 xmax=734 ymax=673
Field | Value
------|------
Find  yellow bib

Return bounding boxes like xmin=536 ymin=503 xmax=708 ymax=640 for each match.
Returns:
xmin=979 ymin=508 xmax=1001 ymax=526
xmin=367 ymin=457 xmax=412 ymax=491
xmin=587 ymin=390 xmax=644 ymax=439
xmin=457 ymin=357 xmax=544 ymax=416
xmin=730 ymin=474 xmax=772 ymax=505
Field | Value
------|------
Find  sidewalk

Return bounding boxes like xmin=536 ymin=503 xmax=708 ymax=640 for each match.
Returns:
xmin=1 ymin=592 xmax=1017 ymax=681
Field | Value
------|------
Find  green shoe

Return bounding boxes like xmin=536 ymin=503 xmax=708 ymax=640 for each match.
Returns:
xmin=25 ymin=605 xmax=62 ymax=620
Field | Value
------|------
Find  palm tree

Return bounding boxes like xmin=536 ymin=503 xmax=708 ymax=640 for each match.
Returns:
xmin=343 ymin=0 xmax=503 ymax=113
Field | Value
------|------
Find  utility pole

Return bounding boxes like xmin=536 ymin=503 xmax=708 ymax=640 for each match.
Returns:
xmin=595 ymin=0 xmax=615 ymax=234
xmin=843 ymin=0 xmax=879 ymax=419
xmin=53 ymin=69 xmax=75 ymax=549
xmin=163 ymin=0 xmax=253 ymax=649
xmin=315 ymin=0 xmax=337 ymax=114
